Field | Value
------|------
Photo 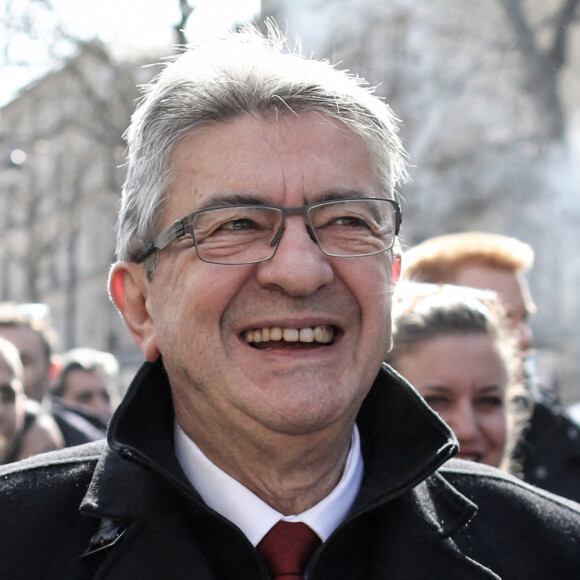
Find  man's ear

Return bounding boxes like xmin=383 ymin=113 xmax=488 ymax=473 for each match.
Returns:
xmin=109 ymin=262 xmax=160 ymax=362
xmin=47 ymin=355 xmax=62 ymax=388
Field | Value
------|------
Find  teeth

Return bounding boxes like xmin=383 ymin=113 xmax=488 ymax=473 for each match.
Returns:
xmin=243 ymin=325 xmax=334 ymax=345
xmin=313 ymin=326 xmax=327 ymax=342
xmin=283 ymin=328 xmax=299 ymax=342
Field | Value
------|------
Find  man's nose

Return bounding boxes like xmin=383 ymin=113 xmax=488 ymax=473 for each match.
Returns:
xmin=256 ymin=216 xmax=333 ymax=296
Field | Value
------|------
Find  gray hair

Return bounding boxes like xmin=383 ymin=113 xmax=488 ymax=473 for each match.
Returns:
xmin=116 ymin=22 xmax=408 ymax=275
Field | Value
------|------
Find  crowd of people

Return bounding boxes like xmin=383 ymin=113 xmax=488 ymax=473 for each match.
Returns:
xmin=1 ymin=23 xmax=579 ymax=579
xmin=0 ymin=302 xmax=121 ymax=464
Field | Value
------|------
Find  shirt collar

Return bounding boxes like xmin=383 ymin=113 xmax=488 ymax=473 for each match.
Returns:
xmin=174 ymin=421 xmax=363 ymax=546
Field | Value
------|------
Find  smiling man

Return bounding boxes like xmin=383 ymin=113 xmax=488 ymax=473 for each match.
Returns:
xmin=1 ymin=25 xmax=580 ymax=580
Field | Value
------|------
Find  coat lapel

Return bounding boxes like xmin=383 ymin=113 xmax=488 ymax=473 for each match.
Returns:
xmin=78 ymin=361 xmax=500 ymax=579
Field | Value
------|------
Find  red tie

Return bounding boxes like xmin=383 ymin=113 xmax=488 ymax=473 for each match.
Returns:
xmin=257 ymin=521 xmax=321 ymax=579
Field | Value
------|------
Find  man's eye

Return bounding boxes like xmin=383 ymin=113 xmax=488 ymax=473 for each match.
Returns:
xmin=220 ymin=218 xmax=258 ymax=231
xmin=0 ymin=385 xmax=16 ymax=404
xmin=75 ymin=392 xmax=94 ymax=404
xmin=332 ymin=215 xmax=371 ymax=228
xmin=323 ymin=215 xmax=370 ymax=228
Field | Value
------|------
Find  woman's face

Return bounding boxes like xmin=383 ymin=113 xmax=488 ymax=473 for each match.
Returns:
xmin=394 ymin=333 xmax=508 ymax=467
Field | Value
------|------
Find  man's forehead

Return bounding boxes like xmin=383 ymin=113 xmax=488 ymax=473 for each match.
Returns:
xmin=0 ymin=325 xmax=44 ymax=355
xmin=166 ymin=113 xmax=380 ymax=214
xmin=66 ymin=368 xmax=108 ymax=387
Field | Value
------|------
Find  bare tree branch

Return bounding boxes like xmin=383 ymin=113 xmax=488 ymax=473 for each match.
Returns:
xmin=499 ymin=0 xmax=541 ymax=58
xmin=174 ymin=0 xmax=196 ymax=45
xmin=495 ymin=0 xmax=578 ymax=140
xmin=550 ymin=0 xmax=580 ymax=68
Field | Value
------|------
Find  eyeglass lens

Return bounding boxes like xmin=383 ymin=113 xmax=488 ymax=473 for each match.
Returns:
xmin=189 ymin=199 xmax=397 ymax=265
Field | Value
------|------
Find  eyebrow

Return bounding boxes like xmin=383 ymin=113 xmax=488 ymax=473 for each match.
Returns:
xmin=312 ymin=189 xmax=376 ymax=203
xmin=196 ymin=194 xmax=270 ymax=211
xmin=195 ymin=189 xmax=375 ymax=211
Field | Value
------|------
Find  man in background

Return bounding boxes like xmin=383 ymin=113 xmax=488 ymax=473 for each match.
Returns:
xmin=50 ymin=347 xmax=120 ymax=442
xmin=0 ymin=303 xmax=109 ymax=447
xmin=0 ymin=335 xmax=62 ymax=463
xmin=0 ymin=303 xmax=64 ymax=459
xmin=402 ymin=231 xmax=580 ymax=502
xmin=0 ymin=302 xmax=57 ymax=404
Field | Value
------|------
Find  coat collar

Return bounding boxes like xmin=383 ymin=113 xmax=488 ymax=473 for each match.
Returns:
xmin=81 ymin=360 xmax=475 ymax=544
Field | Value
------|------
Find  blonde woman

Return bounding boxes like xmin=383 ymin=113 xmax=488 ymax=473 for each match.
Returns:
xmin=386 ymin=284 xmax=530 ymax=474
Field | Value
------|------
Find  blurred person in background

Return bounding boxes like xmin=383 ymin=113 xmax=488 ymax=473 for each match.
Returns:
xmin=0 ymin=337 xmax=25 ymax=462
xmin=0 ymin=335 xmax=62 ymax=464
xmin=0 ymin=302 xmax=109 ymax=448
xmin=386 ymin=284 xmax=529 ymax=475
xmin=402 ymin=232 xmax=580 ymax=501
xmin=0 ymin=302 xmax=57 ymax=403
xmin=50 ymin=347 xmax=120 ymax=442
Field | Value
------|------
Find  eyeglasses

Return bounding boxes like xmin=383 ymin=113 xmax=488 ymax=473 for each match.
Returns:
xmin=134 ymin=198 xmax=402 ymax=265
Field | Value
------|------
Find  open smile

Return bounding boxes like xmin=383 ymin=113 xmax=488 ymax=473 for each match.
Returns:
xmin=242 ymin=324 xmax=337 ymax=350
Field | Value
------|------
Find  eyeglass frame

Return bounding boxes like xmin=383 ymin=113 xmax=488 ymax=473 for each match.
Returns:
xmin=132 ymin=197 xmax=402 ymax=265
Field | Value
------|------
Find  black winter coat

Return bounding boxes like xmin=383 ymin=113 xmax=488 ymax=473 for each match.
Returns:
xmin=1 ymin=360 xmax=580 ymax=579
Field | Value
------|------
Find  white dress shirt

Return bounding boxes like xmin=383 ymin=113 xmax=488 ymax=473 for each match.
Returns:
xmin=174 ymin=421 xmax=363 ymax=545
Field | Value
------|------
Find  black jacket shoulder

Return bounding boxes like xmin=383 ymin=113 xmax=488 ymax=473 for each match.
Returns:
xmin=440 ymin=457 xmax=580 ymax=510
xmin=0 ymin=442 xmax=105 ymax=579
xmin=0 ymin=440 xmax=104 ymax=490
xmin=437 ymin=458 xmax=580 ymax=578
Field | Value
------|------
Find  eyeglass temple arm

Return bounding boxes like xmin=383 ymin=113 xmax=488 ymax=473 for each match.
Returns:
xmin=133 ymin=219 xmax=186 ymax=262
